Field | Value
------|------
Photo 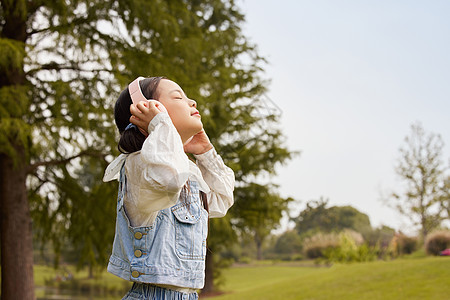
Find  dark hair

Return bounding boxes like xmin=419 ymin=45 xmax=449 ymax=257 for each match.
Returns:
xmin=115 ymin=77 xmax=165 ymax=153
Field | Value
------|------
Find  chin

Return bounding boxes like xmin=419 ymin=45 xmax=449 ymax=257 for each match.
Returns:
xmin=194 ymin=121 xmax=203 ymax=133
xmin=193 ymin=126 xmax=203 ymax=135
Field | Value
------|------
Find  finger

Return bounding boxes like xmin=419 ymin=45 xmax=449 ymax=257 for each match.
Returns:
xmin=147 ymin=101 xmax=162 ymax=114
xmin=149 ymin=100 xmax=167 ymax=112
xmin=136 ymin=101 xmax=149 ymax=112
xmin=130 ymin=104 xmax=146 ymax=119
xmin=130 ymin=115 xmax=146 ymax=129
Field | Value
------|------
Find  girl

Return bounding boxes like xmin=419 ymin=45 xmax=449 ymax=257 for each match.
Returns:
xmin=103 ymin=76 xmax=235 ymax=299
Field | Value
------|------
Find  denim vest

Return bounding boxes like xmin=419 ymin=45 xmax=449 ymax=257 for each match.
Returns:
xmin=107 ymin=165 xmax=209 ymax=289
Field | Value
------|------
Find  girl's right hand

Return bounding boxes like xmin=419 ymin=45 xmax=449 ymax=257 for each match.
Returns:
xmin=130 ymin=100 xmax=166 ymax=134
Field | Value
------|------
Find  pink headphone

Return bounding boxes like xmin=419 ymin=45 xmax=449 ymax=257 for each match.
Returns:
xmin=128 ymin=77 xmax=167 ymax=111
xmin=127 ymin=77 xmax=166 ymax=136
xmin=128 ymin=76 xmax=148 ymax=105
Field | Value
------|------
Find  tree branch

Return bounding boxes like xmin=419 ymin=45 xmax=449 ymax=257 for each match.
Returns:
xmin=26 ymin=62 xmax=112 ymax=77
xmin=28 ymin=15 xmax=91 ymax=36
xmin=27 ymin=150 xmax=106 ymax=174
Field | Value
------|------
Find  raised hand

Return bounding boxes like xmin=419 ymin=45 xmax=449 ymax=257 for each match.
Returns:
xmin=130 ymin=100 xmax=166 ymax=134
xmin=183 ymin=130 xmax=213 ymax=155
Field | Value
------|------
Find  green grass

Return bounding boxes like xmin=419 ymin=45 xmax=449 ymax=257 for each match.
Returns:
xmin=211 ymin=257 xmax=450 ymax=300
xmin=33 ymin=265 xmax=131 ymax=298
xmin=5 ymin=256 xmax=446 ymax=299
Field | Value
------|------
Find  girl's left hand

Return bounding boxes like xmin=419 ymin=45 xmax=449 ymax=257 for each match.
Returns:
xmin=184 ymin=130 xmax=213 ymax=155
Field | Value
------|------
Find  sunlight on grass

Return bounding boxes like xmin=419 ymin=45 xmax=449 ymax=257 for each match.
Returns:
xmin=213 ymin=257 xmax=450 ymax=300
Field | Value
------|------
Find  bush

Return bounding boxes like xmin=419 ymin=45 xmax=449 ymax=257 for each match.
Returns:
xmin=389 ymin=233 xmax=418 ymax=256
xmin=238 ymin=256 xmax=252 ymax=264
xmin=303 ymin=230 xmax=378 ymax=263
xmin=303 ymin=232 xmax=340 ymax=259
xmin=425 ymin=230 xmax=450 ymax=255
xmin=364 ymin=225 xmax=395 ymax=249
xmin=322 ymin=231 xmax=378 ymax=263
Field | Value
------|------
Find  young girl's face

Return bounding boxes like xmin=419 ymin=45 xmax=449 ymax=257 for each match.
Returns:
xmin=156 ymin=79 xmax=203 ymax=141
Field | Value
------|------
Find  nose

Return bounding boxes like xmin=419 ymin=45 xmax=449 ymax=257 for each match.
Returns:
xmin=189 ymin=98 xmax=197 ymax=108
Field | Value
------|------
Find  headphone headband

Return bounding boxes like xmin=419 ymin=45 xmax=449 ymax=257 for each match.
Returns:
xmin=128 ymin=77 xmax=147 ymax=105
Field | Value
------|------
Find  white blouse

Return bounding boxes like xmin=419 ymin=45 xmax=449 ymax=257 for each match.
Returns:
xmin=103 ymin=112 xmax=235 ymax=227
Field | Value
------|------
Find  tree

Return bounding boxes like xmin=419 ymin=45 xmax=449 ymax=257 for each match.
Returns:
xmin=388 ymin=123 xmax=447 ymax=238
xmin=0 ymin=0 xmax=292 ymax=297
xmin=293 ymin=197 xmax=372 ymax=238
xmin=273 ymin=230 xmax=303 ymax=256
xmin=232 ymin=183 xmax=293 ymax=260
xmin=30 ymin=157 xmax=118 ymax=277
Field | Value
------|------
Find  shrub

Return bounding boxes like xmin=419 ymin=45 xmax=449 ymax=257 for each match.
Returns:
xmin=303 ymin=232 xmax=340 ymax=259
xmin=322 ymin=231 xmax=377 ymax=263
xmin=425 ymin=230 xmax=450 ymax=255
xmin=303 ymin=230 xmax=378 ymax=263
xmin=364 ymin=225 xmax=395 ymax=249
xmin=238 ymin=256 xmax=252 ymax=264
xmin=389 ymin=233 xmax=418 ymax=256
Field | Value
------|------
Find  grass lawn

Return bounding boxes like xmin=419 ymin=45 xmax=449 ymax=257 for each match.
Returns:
xmin=210 ymin=256 xmax=450 ymax=300
xmin=33 ymin=264 xmax=131 ymax=298
xmin=2 ymin=256 xmax=445 ymax=299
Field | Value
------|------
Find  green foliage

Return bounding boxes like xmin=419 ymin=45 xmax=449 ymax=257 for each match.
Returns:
xmin=424 ymin=230 xmax=450 ymax=255
xmin=30 ymin=157 xmax=117 ymax=270
xmin=294 ymin=197 xmax=372 ymax=238
xmin=0 ymin=38 xmax=25 ymax=71
xmin=231 ymin=183 xmax=293 ymax=259
xmin=273 ymin=230 xmax=303 ymax=255
xmin=302 ymin=230 xmax=378 ymax=263
xmin=0 ymin=84 xmax=31 ymax=164
xmin=321 ymin=232 xmax=378 ymax=263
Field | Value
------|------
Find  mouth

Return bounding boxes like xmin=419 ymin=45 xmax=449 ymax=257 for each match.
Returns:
xmin=191 ymin=111 xmax=200 ymax=117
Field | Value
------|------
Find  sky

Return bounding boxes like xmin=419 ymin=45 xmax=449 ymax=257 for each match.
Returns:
xmin=237 ymin=0 xmax=450 ymax=234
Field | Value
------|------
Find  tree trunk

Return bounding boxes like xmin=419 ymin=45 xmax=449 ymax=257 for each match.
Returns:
xmin=419 ymin=195 xmax=428 ymax=239
xmin=0 ymin=1 xmax=34 ymax=297
xmin=202 ymin=250 xmax=214 ymax=294
xmin=89 ymin=263 xmax=94 ymax=279
xmin=0 ymin=151 xmax=35 ymax=299
xmin=255 ymin=233 xmax=263 ymax=260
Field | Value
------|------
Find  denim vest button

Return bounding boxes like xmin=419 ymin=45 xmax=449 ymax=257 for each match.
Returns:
xmin=134 ymin=250 xmax=143 ymax=258
xmin=134 ymin=232 xmax=143 ymax=240
xmin=131 ymin=270 xmax=139 ymax=278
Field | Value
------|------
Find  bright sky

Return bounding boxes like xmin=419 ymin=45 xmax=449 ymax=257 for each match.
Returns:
xmin=238 ymin=0 xmax=450 ymax=233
